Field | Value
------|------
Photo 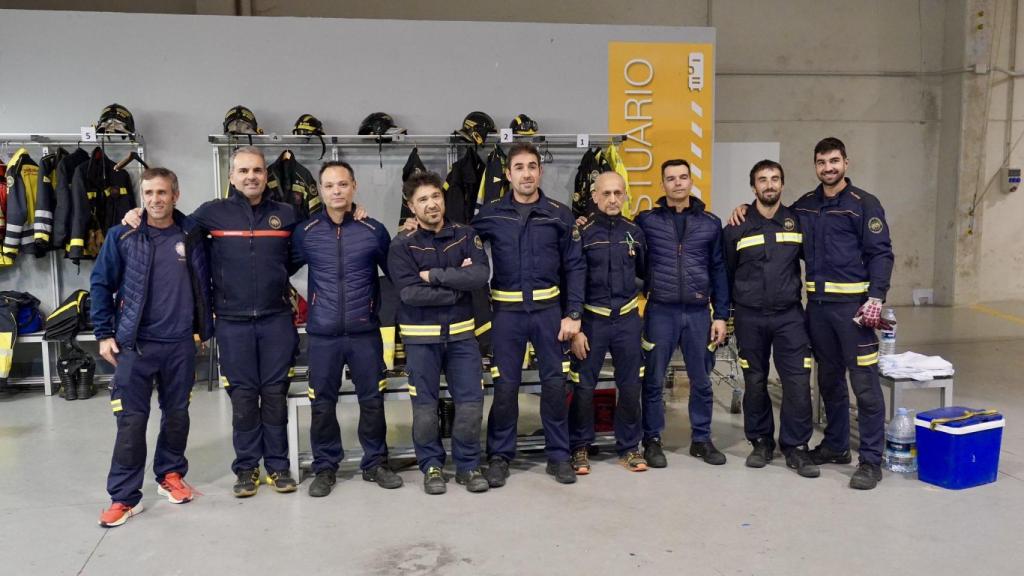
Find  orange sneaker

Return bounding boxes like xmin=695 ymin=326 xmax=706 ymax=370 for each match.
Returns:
xmin=571 ymin=447 xmax=591 ymax=475
xmin=620 ymin=451 xmax=649 ymax=472
xmin=157 ymin=472 xmax=194 ymax=504
xmin=98 ymin=502 xmax=144 ymax=527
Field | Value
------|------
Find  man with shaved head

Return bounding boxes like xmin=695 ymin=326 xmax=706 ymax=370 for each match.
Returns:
xmin=568 ymin=171 xmax=649 ymax=474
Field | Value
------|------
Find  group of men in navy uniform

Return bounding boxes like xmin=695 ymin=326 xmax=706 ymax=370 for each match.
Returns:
xmin=90 ymin=136 xmax=893 ymax=528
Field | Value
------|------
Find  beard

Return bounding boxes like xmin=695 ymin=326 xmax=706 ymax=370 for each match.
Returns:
xmin=756 ymin=190 xmax=781 ymax=206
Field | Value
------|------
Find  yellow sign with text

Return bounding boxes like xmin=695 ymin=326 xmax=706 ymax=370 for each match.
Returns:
xmin=609 ymin=42 xmax=715 ymax=213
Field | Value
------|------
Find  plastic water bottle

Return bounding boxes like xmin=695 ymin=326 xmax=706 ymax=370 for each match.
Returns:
xmin=879 ymin=308 xmax=897 ymax=356
xmin=883 ymin=408 xmax=917 ymax=473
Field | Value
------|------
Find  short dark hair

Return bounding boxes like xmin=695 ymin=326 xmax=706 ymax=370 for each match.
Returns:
xmin=140 ymin=166 xmax=179 ymax=193
xmin=814 ymin=137 xmax=847 ymax=160
xmin=660 ymin=158 xmax=691 ymax=177
xmin=319 ymin=160 xmax=355 ymax=180
xmin=506 ymin=142 xmax=541 ymax=165
xmin=749 ymin=159 xmax=785 ymax=187
xmin=402 ymin=170 xmax=445 ymax=201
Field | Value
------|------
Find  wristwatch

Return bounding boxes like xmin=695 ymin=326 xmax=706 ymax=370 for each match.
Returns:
xmin=568 ymin=311 xmax=581 ymax=321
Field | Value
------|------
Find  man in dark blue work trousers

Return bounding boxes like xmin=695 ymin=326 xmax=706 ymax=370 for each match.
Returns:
xmin=568 ymin=171 xmax=649 ymax=475
xmin=635 ymin=159 xmax=730 ymax=468
xmin=92 ymin=167 xmax=213 ymax=527
xmin=472 ymin=142 xmax=586 ymax=486
xmin=291 ymin=160 xmax=401 ymax=497
xmin=389 ymin=170 xmax=491 ymax=495
xmin=729 ymin=138 xmax=894 ymax=489
xmin=722 ymin=160 xmax=819 ymax=478
xmin=123 ymin=146 xmax=300 ymax=497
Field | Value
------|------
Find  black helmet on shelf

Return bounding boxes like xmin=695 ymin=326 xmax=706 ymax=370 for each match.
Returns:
xmin=223 ymin=105 xmax=262 ymax=135
xmin=456 ymin=111 xmax=496 ymax=145
xmin=292 ymin=113 xmax=325 ymax=136
xmin=509 ymin=113 xmax=538 ymax=136
xmin=358 ymin=112 xmax=406 ymax=137
xmin=96 ymin=103 xmax=135 ymax=134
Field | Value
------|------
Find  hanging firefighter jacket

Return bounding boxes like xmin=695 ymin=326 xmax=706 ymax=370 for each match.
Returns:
xmin=2 ymin=148 xmax=44 ymax=264
xmin=572 ymin=146 xmax=609 ymax=218
xmin=476 ymin=144 xmax=508 ymax=209
xmin=443 ymin=147 xmax=484 ymax=225
xmin=68 ymin=148 xmax=135 ymax=263
xmin=398 ymin=147 xmax=428 ymax=227
xmin=267 ymin=150 xmax=320 ymax=220
xmin=32 ymin=147 xmax=68 ymax=255
xmin=52 ymin=148 xmax=89 ymax=253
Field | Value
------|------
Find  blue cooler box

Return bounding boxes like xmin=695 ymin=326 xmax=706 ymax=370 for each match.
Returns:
xmin=915 ymin=406 xmax=1004 ymax=490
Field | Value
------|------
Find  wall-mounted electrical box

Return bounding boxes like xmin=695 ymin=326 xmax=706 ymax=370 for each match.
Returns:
xmin=1005 ymin=167 xmax=1021 ymax=193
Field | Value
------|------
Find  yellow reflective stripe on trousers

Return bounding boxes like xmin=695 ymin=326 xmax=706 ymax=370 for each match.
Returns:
xmin=825 ymin=281 xmax=870 ymax=294
xmin=738 ymin=357 xmax=749 ymax=369
xmin=399 ymin=324 xmax=442 ymax=337
xmin=490 ymin=366 xmax=500 ymax=379
xmin=775 ymin=232 xmax=803 ymax=243
xmin=641 ymin=338 xmax=655 ymax=351
xmin=408 ymin=384 xmax=417 ymax=396
xmin=561 ymin=361 xmax=570 ymax=373
xmin=307 ymin=387 xmax=315 ymax=399
xmin=639 ymin=366 xmax=645 ymax=378
xmin=220 ymin=376 xmax=230 ymax=388
xmin=737 ymin=234 xmax=766 ymax=250
xmin=287 ymin=367 xmax=296 ymax=378
xmin=857 ymin=351 xmax=879 ymax=366
xmin=568 ymin=370 xmax=580 ymax=383
xmin=803 ymin=357 xmax=813 ymax=369
xmin=449 ymin=319 xmax=476 ymax=335
xmin=111 ymin=399 xmax=123 ymax=412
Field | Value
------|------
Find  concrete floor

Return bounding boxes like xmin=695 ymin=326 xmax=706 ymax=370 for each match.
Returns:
xmin=1 ymin=304 xmax=1023 ymax=575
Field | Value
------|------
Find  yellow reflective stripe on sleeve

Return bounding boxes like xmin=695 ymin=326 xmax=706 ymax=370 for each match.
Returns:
xmin=490 ymin=366 xmax=501 ymax=379
xmin=111 ymin=399 xmax=123 ymax=412
xmin=220 ymin=376 xmax=230 ymax=388
xmin=399 ymin=324 xmax=442 ymax=337
xmin=561 ymin=361 xmax=570 ymax=373
xmin=491 ymin=289 xmax=524 ymax=302
xmin=34 ymin=232 xmax=50 ymax=242
xmin=583 ymin=304 xmax=612 ymax=316
xmin=775 ymin=232 xmax=803 ymax=244
xmin=641 ymin=338 xmax=655 ymax=352
xmin=378 ymin=379 xmax=388 ymax=391
xmin=803 ymin=357 xmax=813 ymax=369
xmin=568 ymin=370 xmax=580 ymax=383
xmin=307 ymin=387 xmax=315 ymax=399
xmin=449 ymin=319 xmax=476 ymax=335
xmin=857 ymin=352 xmax=879 ymax=366
xmin=639 ymin=366 xmax=645 ymax=378
xmin=68 ymin=238 xmax=85 ymax=248
xmin=736 ymin=234 xmax=766 ymax=250
xmin=474 ymin=322 xmax=491 ymax=336
xmin=1 ymin=246 xmax=18 ymax=255
xmin=738 ymin=357 xmax=750 ymax=369
xmin=619 ymin=296 xmax=639 ymax=315
xmin=805 ymin=281 xmax=816 ymax=292
xmin=824 ymin=281 xmax=871 ymax=294
xmin=408 ymin=384 xmax=417 ymax=397
xmin=533 ymin=286 xmax=561 ymax=300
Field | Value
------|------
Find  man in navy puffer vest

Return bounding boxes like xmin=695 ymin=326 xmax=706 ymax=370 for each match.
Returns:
xmin=635 ymin=159 xmax=730 ymax=468
xmin=91 ymin=167 xmax=213 ymax=528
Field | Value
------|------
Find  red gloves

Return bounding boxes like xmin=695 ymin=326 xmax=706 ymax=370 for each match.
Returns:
xmin=854 ymin=298 xmax=892 ymax=330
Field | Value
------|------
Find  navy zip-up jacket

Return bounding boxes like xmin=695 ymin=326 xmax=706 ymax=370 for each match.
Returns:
xmin=635 ymin=196 xmax=729 ymax=319
xmin=90 ymin=210 xmax=213 ymax=347
xmin=471 ymin=189 xmax=584 ymax=316
xmin=290 ymin=208 xmax=390 ymax=337
xmin=192 ymin=187 xmax=298 ymax=320
xmin=579 ymin=211 xmax=646 ymax=316
xmin=793 ymin=178 xmax=893 ymax=303
xmin=388 ymin=220 xmax=490 ymax=344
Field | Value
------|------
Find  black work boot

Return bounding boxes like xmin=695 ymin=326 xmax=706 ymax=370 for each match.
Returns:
xmin=808 ymin=443 xmax=853 ymax=465
xmin=77 ymin=358 xmax=96 ymax=400
xmin=785 ymin=446 xmax=821 ymax=478
xmin=745 ymin=438 xmax=774 ymax=468
xmin=233 ymin=468 xmax=260 ymax=498
xmin=266 ymin=469 xmax=297 ymax=493
xmin=308 ymin=470 xmax=336 ymax=497
xmin=59 ymin=358 xmax=78 ymax=401
xmin=545 ymin=460 xmax=577 ymax=484
xmin=643 ymin=437 xmax=668 ymax=468
xmin=455 ymin=468 xmax=490 ymax=493
xmin=690 ymin=441 xmax=727 ymax=465
xmin=362 ymin=464 xmax=404 ymax=489
xmin=485 ymin=457 xmax=510 ymax=488
xmin=422 ymin=466 xmax=447 ymax=495
xmin=850 ymin=462 xmax=883 ymax=490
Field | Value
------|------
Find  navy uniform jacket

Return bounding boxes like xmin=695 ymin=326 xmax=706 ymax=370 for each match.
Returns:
xmin=723 ymin=202 xmax=804 ymax=313
xmin=192 ymin=187 xmax=298 ymax=320
xmin=792 ymin=178 xmax=893 ymax=302
xmin=387 ymin=220 xmax=490 ymax=344
xmin=471 ymin=189 xmax=584 ymax=316
xmin=579 ymin=210 xmax=646 ymax=316
xmin=290 ymin=209 xmax=390 ymax=337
